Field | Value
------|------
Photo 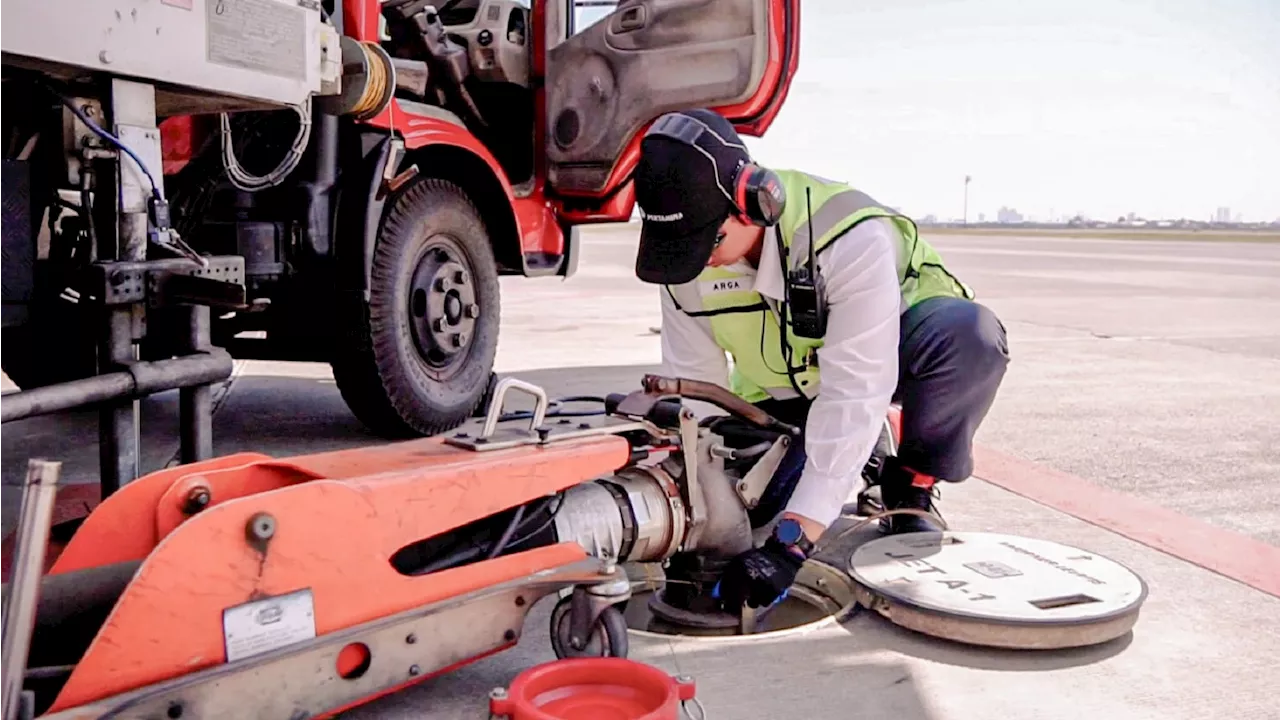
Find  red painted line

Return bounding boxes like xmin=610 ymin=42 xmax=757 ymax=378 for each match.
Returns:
xmin=974 ymin=445 xmax=1280 ymax=599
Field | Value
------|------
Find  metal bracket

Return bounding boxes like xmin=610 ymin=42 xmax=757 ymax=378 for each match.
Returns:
xmin=90 ymin=256 xmax=245 ymax=307
xmin=443 ymin=378 xmax=648 ymax=452
xmin=678 ymin=407 xmax=708 ymax=551
xmin=481 ymin=378 xmax=549 ymax=437
xmin=732 ymin=436 xmax=791 ymax=510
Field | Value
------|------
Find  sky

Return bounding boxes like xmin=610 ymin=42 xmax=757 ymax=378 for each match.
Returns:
xmin=579 ymin=0 xmax=1280 ymax=223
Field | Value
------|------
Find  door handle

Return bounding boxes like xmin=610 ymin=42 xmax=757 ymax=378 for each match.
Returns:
xmin=611 ymin=5 xmax=647 ymax=33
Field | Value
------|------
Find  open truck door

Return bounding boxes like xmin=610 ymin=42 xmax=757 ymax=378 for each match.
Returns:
xmin=543 ymin=0 xmax=800 ymax=198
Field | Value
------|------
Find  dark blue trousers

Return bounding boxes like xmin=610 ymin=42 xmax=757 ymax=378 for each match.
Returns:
xmin=749 ymin=296 xmax=1010 ymax=525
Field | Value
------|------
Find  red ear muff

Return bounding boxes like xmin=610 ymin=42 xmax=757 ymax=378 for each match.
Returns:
xmin=737 ymin=164 xmax=786 ymax=227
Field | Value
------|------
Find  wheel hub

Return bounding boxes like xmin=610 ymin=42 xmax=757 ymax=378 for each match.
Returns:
xmin=408 ymin=240 xmax=479 ymax=369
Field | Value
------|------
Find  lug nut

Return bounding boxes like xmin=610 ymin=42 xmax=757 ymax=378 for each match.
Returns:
xmin=453 ymin=332 xmax=467 ymax=347
xmin=454 ymin=269 xmax=468 ymax=284
xmin=432 ymin=318 xmax=447 ymax=333
xmin=464 ymin=303 xmax=480 ymax=319
xmin=435 ymin=277 xmax=452 ymax=292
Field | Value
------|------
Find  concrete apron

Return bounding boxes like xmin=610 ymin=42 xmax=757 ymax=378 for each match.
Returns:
xmin=340 ymin=384 xmax=1280 ymax=720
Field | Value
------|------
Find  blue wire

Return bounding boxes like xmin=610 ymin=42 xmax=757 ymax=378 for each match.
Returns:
xmin=53 ymin=89 xmax=162 ymax=200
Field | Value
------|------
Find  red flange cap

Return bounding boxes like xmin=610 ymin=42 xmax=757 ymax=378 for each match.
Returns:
xmin=490 ymin=657 xmax=697 ymax=720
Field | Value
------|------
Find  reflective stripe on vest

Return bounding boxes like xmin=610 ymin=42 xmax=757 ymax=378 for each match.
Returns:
xmin=664 ymin=170 xmax=972 ymax=403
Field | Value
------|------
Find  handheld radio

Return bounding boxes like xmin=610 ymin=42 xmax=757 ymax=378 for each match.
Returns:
xmin=786 ymin=187 xmax=827 ymax=339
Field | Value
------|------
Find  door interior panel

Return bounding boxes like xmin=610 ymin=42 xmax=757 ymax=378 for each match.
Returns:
xmin=546 ymin=0 xmax=769 ymax=195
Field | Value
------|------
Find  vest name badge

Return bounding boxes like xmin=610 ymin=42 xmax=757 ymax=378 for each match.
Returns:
xmin=700 ymin=278 xmax=746 ymax=295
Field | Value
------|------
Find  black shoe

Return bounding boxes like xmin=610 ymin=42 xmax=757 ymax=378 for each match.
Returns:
xmin=877 ymin=459 xmax=945 ymax=535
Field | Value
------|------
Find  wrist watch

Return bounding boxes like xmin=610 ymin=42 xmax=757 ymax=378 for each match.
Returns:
xmin=771 ymin=518 xmax=814 ymax=559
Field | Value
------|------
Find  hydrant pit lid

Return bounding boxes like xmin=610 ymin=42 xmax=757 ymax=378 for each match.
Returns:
xmin=489 ymin=658 xmax=696 ymax=720
xmin=848 ymin=531 xmax=1148 ymax=649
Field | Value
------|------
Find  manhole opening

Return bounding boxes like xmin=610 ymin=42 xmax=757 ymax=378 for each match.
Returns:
xmin=622 ymin=560 xmax=856 ymax=639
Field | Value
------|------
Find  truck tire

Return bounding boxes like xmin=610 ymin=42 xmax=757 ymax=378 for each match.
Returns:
xmin=331 ymin=177 xmax=501 ymax=438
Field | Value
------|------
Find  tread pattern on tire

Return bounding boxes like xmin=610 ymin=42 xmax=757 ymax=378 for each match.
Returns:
xmin=331 ymin=177 xmax=501 ymax=438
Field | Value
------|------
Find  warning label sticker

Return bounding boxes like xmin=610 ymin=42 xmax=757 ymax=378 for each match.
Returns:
xmin=222 ymin=589 xmax=316 ymax=662
xmin=207 ymin=0 xmax=308 ymax=80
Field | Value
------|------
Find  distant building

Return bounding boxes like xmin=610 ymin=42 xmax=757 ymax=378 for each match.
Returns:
xmin=996 ymin=206 xmax=1023 ymax=223
xmin=1215 ymin=207 xmax=1232 ymax=223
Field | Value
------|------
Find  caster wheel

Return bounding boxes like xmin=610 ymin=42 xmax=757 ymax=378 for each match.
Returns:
xmin=549 ymin=595 xmax=629 ymax=659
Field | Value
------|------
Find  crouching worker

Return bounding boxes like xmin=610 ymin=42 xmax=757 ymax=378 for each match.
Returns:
xmin=630 ymin=109 xmax=1010 ymax=614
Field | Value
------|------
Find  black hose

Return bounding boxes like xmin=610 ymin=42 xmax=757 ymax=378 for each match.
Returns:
xmin=410 ymin=494 xmax=561 ymax=575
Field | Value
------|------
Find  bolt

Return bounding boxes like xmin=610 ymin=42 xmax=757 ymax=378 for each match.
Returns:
xmin=432 ymin=318 xmax=447 ymax=333
xmin=435 ymin=277 xmax=452 ymax=292
xmin=490 ymin=688 xmax=509 ymax=700
xmin=451 ymin=333 xmax=466 ymax=348
xmin=405 ymin=633 xmax=417 ymax=644
xmin=408 ymin=664 xmax=421 ymax=676
xmin=456 ymin=432 xmax=470 ymax=439
xmin=464 ymin=303 xmax=480 ymax=319
xmin=166 ymin=702 xmax=183 ymax=719
xmin=737 ymin=481 xmax=749 ymax=493
xmin=182 ymin=486 xmax=211 ymax=514
xmin=535 ymin=426 xmax=551 ymax=443
xmin=454 ymin=269 xmax=468 ymax=284
xmin=99 ymin=50 xmax=112 ymax=64
xmin=675 ymin=675 xmax=693 ymax=684
xmin=558 ymin=418 xmax=571 ymax=425
xmin=578 ymin=422 xmax=591 ymax=429
xmin=246 ymin=512 xmax=276 ymax=543
xmin=82 ymin=104 xmax=96 ymax=117
xmin=515 ymin=595 xmax=526 ymax=607
xmin=503 ymin=629 xmax=517 ymax=642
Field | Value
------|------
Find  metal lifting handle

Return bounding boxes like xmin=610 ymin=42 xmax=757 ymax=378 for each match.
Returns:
xmin=2 ymin=459 xmax=61 ymax=720
xmin=480 ymin=378 xmax=550 ymax=438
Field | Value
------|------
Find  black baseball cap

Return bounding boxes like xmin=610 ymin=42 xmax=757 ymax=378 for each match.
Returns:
xmin=633 ymin=109 xmax=750 ymax=285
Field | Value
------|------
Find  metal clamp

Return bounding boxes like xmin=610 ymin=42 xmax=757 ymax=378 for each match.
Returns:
xmin=480 ymin=378 xmax=549 ymax=439
xmin=678 ymin=408 xmax=708 ymax=550
xmin=732 ymin=436 xmax=790 ymax=510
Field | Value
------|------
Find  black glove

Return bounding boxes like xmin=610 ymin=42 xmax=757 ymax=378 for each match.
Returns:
xmin=714 ymin=539 xmax=805 ymax=614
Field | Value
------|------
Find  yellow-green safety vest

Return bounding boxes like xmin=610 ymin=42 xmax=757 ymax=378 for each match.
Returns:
xmin=664 ymin=169 xmax=973 ymax=404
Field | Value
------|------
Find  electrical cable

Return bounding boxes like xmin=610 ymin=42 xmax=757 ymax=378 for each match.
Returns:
xmin=502 ymin=493 xmax=566 ymax=551
xmin=348 ymin=42 xmax=389 ymax=117
xmin=219 ymin=102 xmax=313 ymax=192
xmin=50 ymin=88 xmax=161 ymax=200
xmin=485 ymin=504 xmax=525 ymax=560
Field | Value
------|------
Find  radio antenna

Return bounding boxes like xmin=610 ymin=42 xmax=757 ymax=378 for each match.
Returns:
xmin=805 ymin=186 xmax=816 ymax=271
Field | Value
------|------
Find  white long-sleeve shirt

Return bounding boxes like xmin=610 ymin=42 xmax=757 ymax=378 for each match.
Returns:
xmin=658 ymin=218 xmax=904 ymax=528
